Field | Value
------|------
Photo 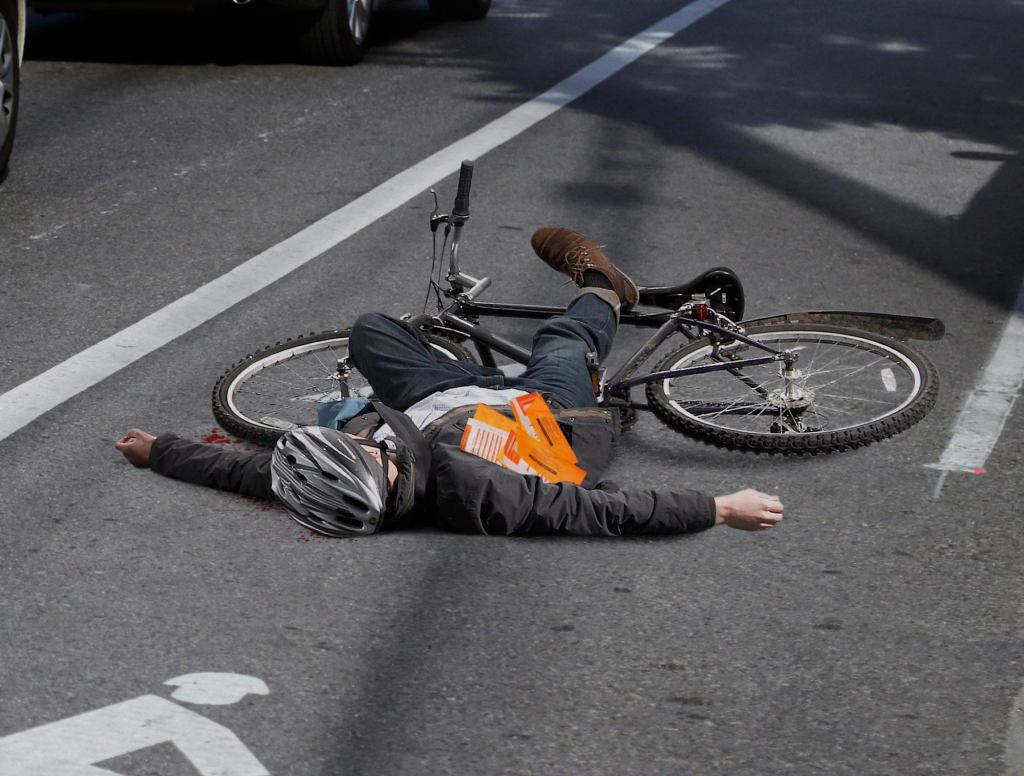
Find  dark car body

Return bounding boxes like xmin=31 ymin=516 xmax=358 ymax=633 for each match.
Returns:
xmin=27 ymin=0 xmax=327 ymax=11
xmin=0 ymin=0 xmax=23 ymax=181
xmin=24 ymin=0 xmax=387 ymax=65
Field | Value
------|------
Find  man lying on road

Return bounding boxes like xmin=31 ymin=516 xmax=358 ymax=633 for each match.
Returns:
xmin=117 ymin=227 xmax=783 ymax=538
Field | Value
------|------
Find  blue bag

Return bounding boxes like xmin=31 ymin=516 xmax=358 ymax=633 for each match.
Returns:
xmin=317 ymin=396 xmax=372 ymax=430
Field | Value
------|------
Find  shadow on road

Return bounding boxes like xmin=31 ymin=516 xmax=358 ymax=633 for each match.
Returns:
xmin=382 ymin=0 xmax=1024 ymax=310
xmin=24 ymin=0 xmax=1022 ymax=314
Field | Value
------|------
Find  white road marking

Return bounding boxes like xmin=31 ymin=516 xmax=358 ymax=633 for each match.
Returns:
xmin=1007 ymin=678 xmax=1024 ymax=776
xmin=0 ymin=0 xmax=732 ymax=444
xmin=0 ymin=674 xmax=269 ymax=776
xmin=928 ymin=282 xmax=1024 ymax=492
xmin=165 ymin=673 xmax=270 ymax=706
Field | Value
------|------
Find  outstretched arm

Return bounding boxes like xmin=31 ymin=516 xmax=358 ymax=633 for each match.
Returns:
xmin=116 ymin=429 xmax=274 ymax=500
xmin=431 ymin=446 xmax=782 ymax=536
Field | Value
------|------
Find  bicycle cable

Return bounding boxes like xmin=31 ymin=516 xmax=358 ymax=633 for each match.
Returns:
xmin=423 ymin=220 xmax=450 ymax=315
xmin=435 ymin=226 xmax=450 ymax=311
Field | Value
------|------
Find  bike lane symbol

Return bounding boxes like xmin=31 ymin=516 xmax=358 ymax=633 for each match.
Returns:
xmin=0 ymin=673 xmax=270 ymax=776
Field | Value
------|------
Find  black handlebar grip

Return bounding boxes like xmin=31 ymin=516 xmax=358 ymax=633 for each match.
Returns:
xmin=452 ymin=160 xmax=474 ymax=218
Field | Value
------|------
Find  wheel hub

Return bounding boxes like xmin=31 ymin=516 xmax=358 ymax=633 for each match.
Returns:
xmin=766 ymin=387 xmax=815 ymax=411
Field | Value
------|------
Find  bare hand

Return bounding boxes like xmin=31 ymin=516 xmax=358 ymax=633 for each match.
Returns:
xmin=714 ymin=489 xmax=783 ymax=531
xmin=116 ymin=429 xmax=156 ymax=468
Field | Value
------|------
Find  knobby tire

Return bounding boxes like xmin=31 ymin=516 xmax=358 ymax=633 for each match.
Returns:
xmin=645 ymin=324 xmax=938 ymax=454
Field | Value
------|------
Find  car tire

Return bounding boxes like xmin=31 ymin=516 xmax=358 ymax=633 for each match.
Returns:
xmin=428 ymin=0 xmax=490 ymax=20
xmin=297 ymin=0 xmax=372 ymax=65
xmin=0 ymin=0 xmax=19 ymax=183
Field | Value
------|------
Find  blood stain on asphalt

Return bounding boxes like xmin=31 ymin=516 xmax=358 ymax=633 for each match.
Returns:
xmin=202 ymin=428 xmax=247 ymax=446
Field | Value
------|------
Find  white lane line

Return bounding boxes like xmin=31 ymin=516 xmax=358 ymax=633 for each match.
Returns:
xmin=1008 ymin=678 xmax=1024 ymax=776
xmin=927 ymin=282 xmax=1024 ymax=492
xmin=0 ymin=0 xmax=732 ymax=443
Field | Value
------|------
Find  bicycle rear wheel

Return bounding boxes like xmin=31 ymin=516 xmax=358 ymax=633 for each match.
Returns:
xmin=645 ymin=324 xmax=938 ymax=454
xmin=213 ymin=329 xmax=473 ymax=445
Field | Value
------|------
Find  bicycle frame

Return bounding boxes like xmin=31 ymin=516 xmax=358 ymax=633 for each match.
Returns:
xmin=420 ymin=182 xmax=793 ymax=411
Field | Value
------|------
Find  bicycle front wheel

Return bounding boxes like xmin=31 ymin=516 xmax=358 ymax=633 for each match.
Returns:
xmin=645 ymin=324 xmax=938 ymax=454
xmin=213 ymin=329 xmax=474 ymax=445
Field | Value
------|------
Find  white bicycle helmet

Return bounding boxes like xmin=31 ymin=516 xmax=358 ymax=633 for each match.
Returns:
xmin=271 ymin=426 xmax=390 ymax=536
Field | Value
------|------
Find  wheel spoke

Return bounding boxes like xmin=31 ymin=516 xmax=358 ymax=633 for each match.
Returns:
xmin=649 ymin=327 xmax=929 ymax=445
xmin=218 ymin=334 xmax=468 ymax=440
xmin=815 ymin=391 xmax=902 ymax=407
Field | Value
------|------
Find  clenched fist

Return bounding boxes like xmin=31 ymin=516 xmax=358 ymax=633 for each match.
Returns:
xmin=116 ymin=429 xmax=156 ymax=468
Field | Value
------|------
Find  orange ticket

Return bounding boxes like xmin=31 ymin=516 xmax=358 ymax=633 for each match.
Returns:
xmin=516 ymin=433 xmax=586 ymax=486
xmin=459 ymin=400 xmax=586 ymax=485
xmin=459 ymin=405 xmax=532 ymax=474
xmin=510 ymin=392 xmax=577 ymax=465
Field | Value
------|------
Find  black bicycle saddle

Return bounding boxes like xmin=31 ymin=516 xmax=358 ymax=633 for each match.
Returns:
xmin=636 ymin=267 xmax=745 ymax=321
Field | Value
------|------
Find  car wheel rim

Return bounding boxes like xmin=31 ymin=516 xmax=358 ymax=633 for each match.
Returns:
xmin=346 ymin=0 xmax=370 ymax=45
xmin=0 ymin=15 xmax=13 ymax=136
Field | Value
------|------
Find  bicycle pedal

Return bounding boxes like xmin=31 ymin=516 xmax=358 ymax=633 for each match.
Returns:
xmin=618 ymin=405 xmax=639 ymax=430
xmin=585 ymin=351 xmax=604 ymax=399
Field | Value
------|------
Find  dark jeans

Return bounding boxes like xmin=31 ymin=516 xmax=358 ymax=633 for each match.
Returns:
xmin=348 ymin=293 xmax=617 ymax=411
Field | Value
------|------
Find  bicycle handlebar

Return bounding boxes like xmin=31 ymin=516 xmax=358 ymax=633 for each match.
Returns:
xmin=452 ymin=160 xmax=474 ymax=219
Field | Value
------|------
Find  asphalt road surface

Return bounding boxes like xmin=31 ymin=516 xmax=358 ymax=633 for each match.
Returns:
xmin=2 ymin=0 xmax=1022 ymax=774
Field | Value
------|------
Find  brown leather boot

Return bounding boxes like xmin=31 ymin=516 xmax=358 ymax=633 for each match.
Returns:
xmin=531 ymin=227 xmax=640 ymax=309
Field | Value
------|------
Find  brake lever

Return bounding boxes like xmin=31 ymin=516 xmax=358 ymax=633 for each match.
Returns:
xmin=429 ymin=189 xmax=449 ymax=232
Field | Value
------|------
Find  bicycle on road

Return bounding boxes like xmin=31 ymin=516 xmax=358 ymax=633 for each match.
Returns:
xmin=213 ymin=161 xmax=943 ymax=455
